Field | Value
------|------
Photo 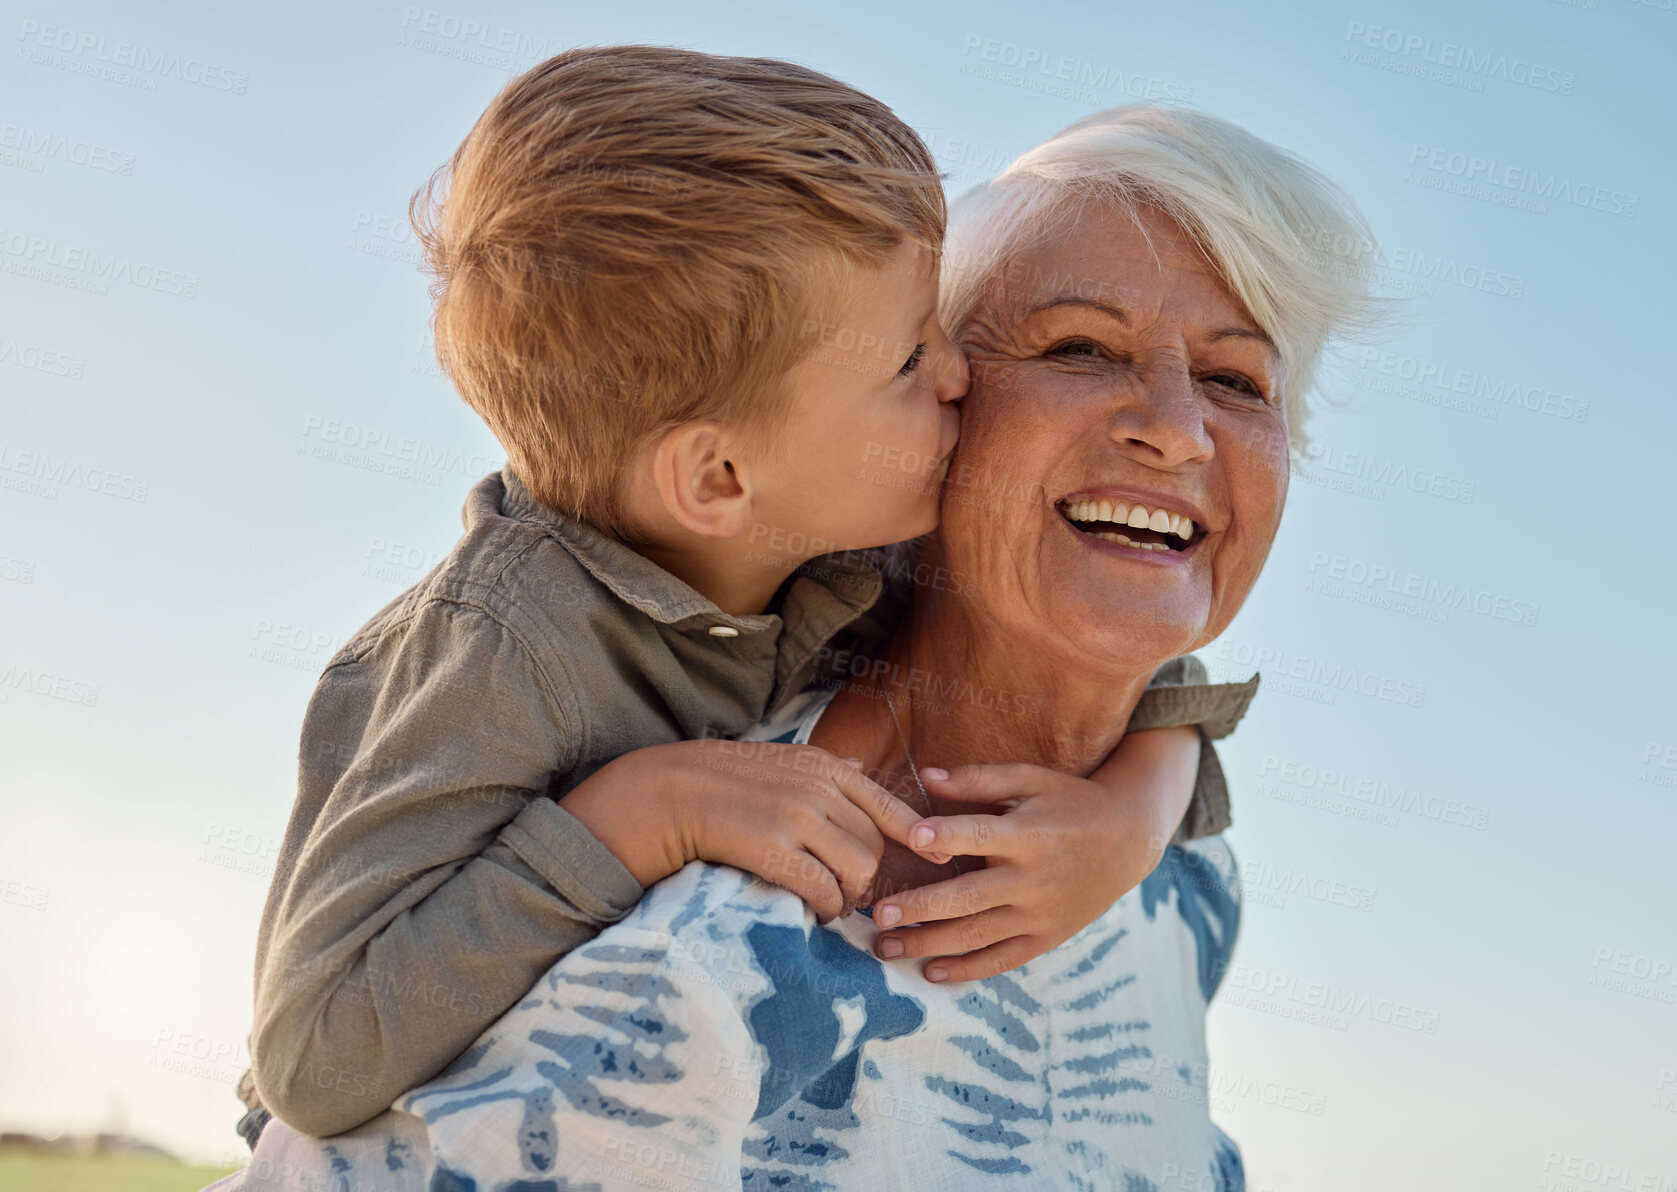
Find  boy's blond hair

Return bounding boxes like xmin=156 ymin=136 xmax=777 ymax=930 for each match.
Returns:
xmin=412 ymin=45 xmax=945 ymax=537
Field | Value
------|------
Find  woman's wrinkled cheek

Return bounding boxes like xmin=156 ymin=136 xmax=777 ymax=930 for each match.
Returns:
xmin=958 ymin=353 xmax=1026 ymax=417
xmin=1242 ymin=418 xmax=1291 ymax=468
xmin=1262 ymin=433 xmax=1292 ymax=530
xmin=1254 ymin=440 xmax=1290 ymax=528
xmin=1228 ymin=417 xmax=1291 ymax=519
xmin=942 ymin=360 xmax=1029 ymax=483
xmin=1215 ymin=421 xmax=1291 ymax=617
xmin=936 ymin=370 xmax=1045 ymax=599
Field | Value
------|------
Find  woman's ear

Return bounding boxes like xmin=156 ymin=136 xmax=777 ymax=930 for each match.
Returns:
xmin=648 ymin=421 xmax=754 ymax=539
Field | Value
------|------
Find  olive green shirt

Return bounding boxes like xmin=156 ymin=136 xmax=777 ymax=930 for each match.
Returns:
xmin=239 ymin=468 xmax=1259 ymax=1140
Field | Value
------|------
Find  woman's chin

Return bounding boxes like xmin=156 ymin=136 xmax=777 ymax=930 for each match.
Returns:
xmin=1037 ymin=549 xmax=1211 ymax=666
xmin=1073 ymin=612 xmax=1206 ymax=674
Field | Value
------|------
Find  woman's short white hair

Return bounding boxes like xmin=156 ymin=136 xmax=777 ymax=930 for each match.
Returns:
xmin=941 ymin=104 xmax=1387 ymax=452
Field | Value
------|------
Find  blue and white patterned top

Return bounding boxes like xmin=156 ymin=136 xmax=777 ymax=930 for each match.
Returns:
xmin=210 ymin=689 xmax=1244 ymax=1192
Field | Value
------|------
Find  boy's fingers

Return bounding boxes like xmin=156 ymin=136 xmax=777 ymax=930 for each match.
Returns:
xmin=872 ymin=905 xmax=1022 ymax=964
xmin=919 ymin=935 xmax=1046 ymax=984
xmin=919 ymin=762 xmax=1059 ymax=804
xmin=908 ymin=812 xmax=1018 ymax=858
xmin=871 ymin=867 xmax=1009 ymax=929
xmin=762 ymin=849 xmax=844 ymax=923
xmin=830 ymin=761 xmax=924 ymax=847
xmin=816 ymin=793 xmax=886 ymax=860
xmin=801 ymin=823 xmax=881 ymax=913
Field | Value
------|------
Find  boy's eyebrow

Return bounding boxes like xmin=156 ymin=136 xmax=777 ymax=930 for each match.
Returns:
xmin=883 ymin=301 xmax=936 ymax=350
xmin=1028 ymin=295 xmax=1278 ymax=354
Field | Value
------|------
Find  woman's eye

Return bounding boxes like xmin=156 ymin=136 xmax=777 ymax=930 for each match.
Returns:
xmin=898 ymin=343 xmax=927 ymax=377
xmin=1049 ymin=339 xmax=1101 ymax=358
xmin=1208 ymin=372 xmax=1263 ymax=399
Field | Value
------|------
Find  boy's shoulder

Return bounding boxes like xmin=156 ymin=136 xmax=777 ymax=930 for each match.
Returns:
xmin=338 ymin=468 xmax=877 ymax=658
xmin=319 ymin=469 xmax=886 ymax=741
xmin=329 ymin=469 xmax=604 ymax=673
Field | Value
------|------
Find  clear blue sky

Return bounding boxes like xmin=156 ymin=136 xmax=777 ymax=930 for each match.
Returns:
xmin=1 ymin=0 xmax=1672 ymax=1184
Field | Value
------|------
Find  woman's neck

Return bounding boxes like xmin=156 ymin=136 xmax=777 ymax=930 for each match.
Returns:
xmin=871 ymin=587 xmax=1154 ymax=783
xmin=807 ymin=558 xmax=1157 ymax=903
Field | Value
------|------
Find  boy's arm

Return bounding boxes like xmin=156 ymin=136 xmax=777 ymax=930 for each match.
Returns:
xmin=253 ymin=601 xmax=927 ymax=1139
xmin=562 ymin=739 xmax=925 ymax=920
xmin=252 ymin=601 xmax=644 ymax=1138
xmin=1125 ymin=654 xmax=1260 ymax=841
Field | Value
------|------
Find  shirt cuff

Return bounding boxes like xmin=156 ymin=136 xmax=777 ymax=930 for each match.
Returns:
xmin=1172 ymin=726 xmax=1232 ymax=843
xmin=500 ymin=797 xmax=646 ymax=922
xmin=1128 ymin=666 xmax=1261 ymax=740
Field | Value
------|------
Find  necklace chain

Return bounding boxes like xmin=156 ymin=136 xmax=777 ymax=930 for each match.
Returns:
xmin=879 ymin=678 xmax=970 ymax=877
xmin=882 ymin=681 xmax=936 ymax=820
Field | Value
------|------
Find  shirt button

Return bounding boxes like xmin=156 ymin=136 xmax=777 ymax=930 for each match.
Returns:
xmin=707 ymin=625 xmax=740 ymax=638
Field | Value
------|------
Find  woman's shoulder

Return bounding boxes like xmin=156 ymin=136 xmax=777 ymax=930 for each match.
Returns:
xmin=1145 ymin=834 xmax=1240 ymax=916
xmin=1176 ymin=833 xmax=1238 ymax=885
xmin=1128 ymin=835 xmax=1241 ymax=1004
xmin=570 ymin=859 xmax=811 ymax=971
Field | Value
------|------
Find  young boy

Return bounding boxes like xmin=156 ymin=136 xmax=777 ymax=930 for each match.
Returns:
xmin=236 ymin=46 xmax=1256 ymax=1147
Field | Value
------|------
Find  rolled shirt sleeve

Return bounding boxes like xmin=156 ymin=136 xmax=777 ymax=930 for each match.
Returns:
xmin=1126 ymin=654 xmax=1261 ymax=842
xmin=251 ymin=600 xmax=644 ymax=1137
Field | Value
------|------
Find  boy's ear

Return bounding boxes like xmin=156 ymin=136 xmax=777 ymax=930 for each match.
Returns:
xmin=648 ymin=421 xmax=753 ymax=539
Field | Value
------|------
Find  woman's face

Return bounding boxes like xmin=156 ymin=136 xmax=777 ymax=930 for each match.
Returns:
xmin=940 ymin=202 xmax=1290 ymax=672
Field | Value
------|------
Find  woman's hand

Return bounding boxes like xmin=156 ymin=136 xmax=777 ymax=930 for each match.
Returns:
xmin=868 ymin=726 xmax=1201 ymax=982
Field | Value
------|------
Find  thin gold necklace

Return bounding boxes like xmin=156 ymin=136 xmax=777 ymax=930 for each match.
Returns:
xmin=882 ymin=683 xmax=932 ymax=816
xmin=880 ymin=681 xmax=971 ymax=876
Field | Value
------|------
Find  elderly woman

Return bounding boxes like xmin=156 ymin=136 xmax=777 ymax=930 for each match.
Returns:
xmin=216 ymin=104 xmax=1376 ymax=1191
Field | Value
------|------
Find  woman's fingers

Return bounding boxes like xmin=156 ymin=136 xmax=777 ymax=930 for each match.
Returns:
xmin=871 ymin=867 xmax=1010 ymax=929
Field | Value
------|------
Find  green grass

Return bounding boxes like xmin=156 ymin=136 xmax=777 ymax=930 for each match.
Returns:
xmin=0 ymin=1150 xmax=239 ymax=1192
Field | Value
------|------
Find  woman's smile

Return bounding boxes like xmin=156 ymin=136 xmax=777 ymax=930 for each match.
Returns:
xmin=1054 ymin=492 xmax=1208 ymax=557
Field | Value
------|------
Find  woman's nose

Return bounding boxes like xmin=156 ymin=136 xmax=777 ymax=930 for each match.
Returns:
xmin=1107 ymin=364 xmax=1212 ymax=465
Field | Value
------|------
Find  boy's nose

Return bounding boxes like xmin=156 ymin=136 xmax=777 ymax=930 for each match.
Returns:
xmin=938 ymin=401 xmax=961 ymax=459
xmin=934 ymin=340 xmax=970 ymax=404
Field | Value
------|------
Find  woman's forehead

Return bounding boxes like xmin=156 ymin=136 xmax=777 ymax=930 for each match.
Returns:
xmin=971 ymin=217 xmax=1259 ymax=339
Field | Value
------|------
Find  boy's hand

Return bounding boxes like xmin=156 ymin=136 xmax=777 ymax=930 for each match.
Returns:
xmin=867 ymin=725 xmax=1201 ymax=982
xmin=561 ymin=739 xmax=930 ymax=923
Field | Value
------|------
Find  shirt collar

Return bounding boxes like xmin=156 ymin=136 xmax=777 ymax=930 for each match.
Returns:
xmin=491 ymin=468 xmax=883 ymax=698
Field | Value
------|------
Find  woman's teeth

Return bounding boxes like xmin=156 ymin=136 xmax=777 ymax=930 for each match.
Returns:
xmin=1089 ymin=530 xmax=1173 ymax=552
xmin=1061 ymin=499 xmax=1196 ymax=542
